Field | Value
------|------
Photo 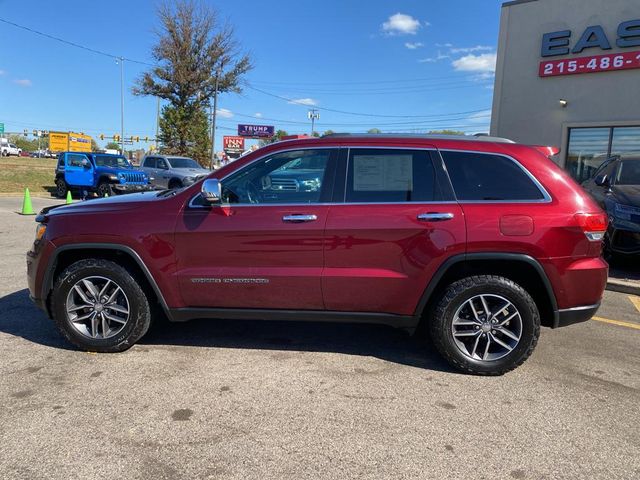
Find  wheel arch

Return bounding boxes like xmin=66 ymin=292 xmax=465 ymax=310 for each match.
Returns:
xmin=168 ymin=177 xmax=183 ymax=188
xmin=415 ymin=253 xmax=559 ymax=330
xmin=43 ymin=243 xmax=172 ymax=321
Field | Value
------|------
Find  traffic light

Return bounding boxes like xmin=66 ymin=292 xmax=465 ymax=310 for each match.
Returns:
xmin=144 ymin=136 xmax=149 ymax=142
xmin=134 ymin=136 xmax=140 ymax=142
xmin=100 ymin=134 xmax=104 ymax=141
xmin=114 ymin=134 xmax=120 ymax=142
xmin=23 ymin=129 xmax=28 ymax=137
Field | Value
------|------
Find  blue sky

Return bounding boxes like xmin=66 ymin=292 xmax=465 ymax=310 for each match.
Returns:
xmin=0 ymin=0 xmax=503 ymax=151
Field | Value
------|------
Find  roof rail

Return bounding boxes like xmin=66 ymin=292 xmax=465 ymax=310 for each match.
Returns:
xmin=321 ymin=133 xmax=515 ymax=143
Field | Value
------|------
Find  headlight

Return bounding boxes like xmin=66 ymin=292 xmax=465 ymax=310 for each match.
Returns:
xmin=182 ymin=176 xmax=195 ymax=185
xmin=35 ymin=223 xmax=47 ymax=241
xmin=299 ymin=179 xmax=321 ymax=191
xmin=118 ymin=172 xmax=126 ymax=184
xmin=614 ymin=203 xmax=640 ymax=221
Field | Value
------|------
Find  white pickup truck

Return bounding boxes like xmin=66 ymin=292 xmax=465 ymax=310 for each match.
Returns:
xmin=0 ymin=140 xmax=22 ymax=157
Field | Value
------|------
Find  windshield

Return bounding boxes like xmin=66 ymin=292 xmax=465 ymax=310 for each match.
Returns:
xmin=169 ymin=157 xmax=200 ymax=169
xmin=94 ymin=155 xmax=131 ymax=168
xmin=617 ymin=160 xmax=640 ymax=185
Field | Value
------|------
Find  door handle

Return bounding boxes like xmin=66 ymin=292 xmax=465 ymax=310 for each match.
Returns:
xmin=282 ymin=214 xmax=318 ymax=223
xmin=417 ymin=212 xmax=455 ymax=222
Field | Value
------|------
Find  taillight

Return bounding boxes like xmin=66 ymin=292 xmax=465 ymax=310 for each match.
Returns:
xmin=574 ymin=213 xmax=608 ymax=241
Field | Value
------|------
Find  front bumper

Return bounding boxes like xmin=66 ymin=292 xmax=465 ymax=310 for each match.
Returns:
xmin=113 ymin=184 xmax=156 ymax=192
xmin=609 ymin=227 xmax=640 ymax=255
xmin=555 ymin=303 xmax=600 ymax=328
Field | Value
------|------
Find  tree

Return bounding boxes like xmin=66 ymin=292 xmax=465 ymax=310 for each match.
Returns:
xmin=322 ymin=130 xmax=335 ymax=136
xmin=428 ymin=130 xmax=466 ymax=135
xmin=104 ymin=141 xmax=120 ymax=151
xmin=91 ymin=139 xmax=101 ymax=152
xmin=133 ymin=1 xmax=252 ymax=165
xmin=259 ymin=130 xmax=289 ymax=146
xmin=158 ymin=104 xmax=210 ymax=164
xmin=367 ymin=128 xmax=382 ymax=134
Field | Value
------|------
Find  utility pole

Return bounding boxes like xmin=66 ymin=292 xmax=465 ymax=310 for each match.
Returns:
xmin=308 ymin=109 xmax=320 ymax=135
xmin=118 ymin=57 xmax=125 ymax=156
xmin=210 ymin=61 xmax=223 ymax=170
xmin=155 ymin=96 xmax=160 ymax=151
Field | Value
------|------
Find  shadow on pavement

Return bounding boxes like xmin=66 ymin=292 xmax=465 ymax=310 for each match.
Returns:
xmin=1 ymin=289 xmax=456 ymax=373
xmin=0 ymin=289 xmax=74 ymax=350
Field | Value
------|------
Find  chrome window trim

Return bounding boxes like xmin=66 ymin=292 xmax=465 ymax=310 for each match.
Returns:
xmin=187 ymin=145 xmax=552 ymax=208
xmin=438 ymin=148 xmax=553 ymax=204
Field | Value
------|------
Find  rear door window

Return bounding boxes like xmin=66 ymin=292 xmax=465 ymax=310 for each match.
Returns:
xmin=441 ymin=151 xmax=545 ymax=201
xmin=345 ymin=148 xmax=444 ymax=203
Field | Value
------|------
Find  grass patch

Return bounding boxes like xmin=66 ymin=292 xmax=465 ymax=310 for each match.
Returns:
xmin=0 ymin=157 xmax=57 ymax=195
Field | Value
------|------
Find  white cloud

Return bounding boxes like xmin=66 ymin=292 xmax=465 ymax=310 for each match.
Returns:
xmin=14 ymin=78 xmax=32 ymax=87
xmin=435 ymin=43 xmax=453 ymax=48
xmin=452 ymin=53 xmax=497 ymax=73
xmin=382 ymin=13 xmax=423 ymax=35
xmin=404 ymin=42 xmax=424 ymax=50
xmin=288 ymin=98 xmax=317 ymax=106
xmin=450 ymin=45 xmax=494 ymax=54
xmin=418 ymin=51 xmax=450 ymax=63
xmin=254 ymin=112 xmax=263 ymax=118
xmin=216 ymin=108 xmax=233 ymax=118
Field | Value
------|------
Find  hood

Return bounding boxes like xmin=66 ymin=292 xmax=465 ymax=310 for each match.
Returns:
xmin=610 ymin=185 xmax=640 ymax=207
xmin=41 ymin=192 xmax=163 ymax=218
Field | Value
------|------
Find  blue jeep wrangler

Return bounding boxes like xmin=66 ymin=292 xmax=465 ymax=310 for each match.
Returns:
xmin=54 ymin=152 xmax=154 ymax=198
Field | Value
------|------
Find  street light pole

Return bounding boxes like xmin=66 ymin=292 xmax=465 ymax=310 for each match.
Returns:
xmin=155 ymin=96 xmax=160 ymax=151
xmin=307 ymin=109 xmax=320 ymax=135
xmin=210 ymin=62 xmax=223 ymax=170
xmin=119 ymin=56 xmax=125 ymax=156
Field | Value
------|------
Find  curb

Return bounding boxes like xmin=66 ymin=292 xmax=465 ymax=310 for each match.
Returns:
xmin=606 ymin=278 xmax=640 ymax=296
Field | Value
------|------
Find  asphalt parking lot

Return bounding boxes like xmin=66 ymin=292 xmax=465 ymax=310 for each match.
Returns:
xmin=0 ymin=197 xmax=639 ymax=480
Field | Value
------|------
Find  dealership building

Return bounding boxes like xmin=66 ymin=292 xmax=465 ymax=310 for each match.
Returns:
xmin=491 ymin=0 xmax=640 ymax=182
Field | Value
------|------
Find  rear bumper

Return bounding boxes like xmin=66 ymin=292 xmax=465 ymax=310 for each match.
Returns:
xmin=555 ymin=303 xmax=600 ymax=328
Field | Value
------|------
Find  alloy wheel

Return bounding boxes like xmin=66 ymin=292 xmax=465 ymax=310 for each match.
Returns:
xmin=65 ymin=276 xmax=130 ymax=339
xmin=451 ymin=294 xmax=522 ymax=361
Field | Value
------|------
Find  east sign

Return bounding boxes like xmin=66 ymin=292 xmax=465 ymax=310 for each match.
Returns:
xmin=539 ymin=19 xmax=640 ymax=77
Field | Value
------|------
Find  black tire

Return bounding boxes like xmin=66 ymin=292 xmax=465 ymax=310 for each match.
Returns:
xmin=51 ymin=259 xmax=152 ymax=352
xmin=55 ymin=177 xmax=68 ymax=198
xmin=429 ymin=275 xmax=540 ymax=376
xmin=96 ymin=181 xmax=112 ymax=197
xmin=168 ymin=178 xmax=183 ymax=189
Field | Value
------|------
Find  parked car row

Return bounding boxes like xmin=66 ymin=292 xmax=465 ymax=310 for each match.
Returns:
xmin=54 ymin=152 xmax=210 ymax=198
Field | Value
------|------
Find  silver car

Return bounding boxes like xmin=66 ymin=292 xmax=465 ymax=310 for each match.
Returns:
xmin=141 ymin=155 xmax=210 ymax=189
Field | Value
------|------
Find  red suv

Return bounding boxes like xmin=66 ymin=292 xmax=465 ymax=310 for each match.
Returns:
xmin=27 ymin=135 xmax=608 ymax=375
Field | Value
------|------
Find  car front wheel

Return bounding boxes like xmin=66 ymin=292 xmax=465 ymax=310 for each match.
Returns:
xmin=51 ymin=259 xmax=152 ymax=352
xmin=55 ymin=178 xmax=68 ymax=198
xmin=429 ymin=275 xmax=540 ymax=376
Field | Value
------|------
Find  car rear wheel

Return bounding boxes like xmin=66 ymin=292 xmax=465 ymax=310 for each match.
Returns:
xmin=51 ymin=259 xmax=152 ymax=352
xmin=429 ymin=275 xmax=540 ymax=376
xmin=55 ymin=178 xmax=68 ymax=198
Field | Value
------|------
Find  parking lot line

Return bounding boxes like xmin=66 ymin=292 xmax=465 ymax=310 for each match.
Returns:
xmin=629 ymin=295 xmax=640 ymax=314
xmin=593 ymin=316 xmax=640 ymax=330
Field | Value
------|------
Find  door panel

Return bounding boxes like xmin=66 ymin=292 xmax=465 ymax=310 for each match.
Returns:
xmin=64 ymin=153 xmax=94 ymax=186
xmin=322 ymin=147 xmax=464 ymax=316
xmin=175 ymin=205 xmax=328 ymax=309
xmin=323 ymin=203 xmax=465 ymax=315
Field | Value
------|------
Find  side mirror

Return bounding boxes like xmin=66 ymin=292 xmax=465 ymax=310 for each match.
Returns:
xmin=594 ymin=174 xmax=610 ymax=187
xmin=201 ymin=178 xmax=222 ymax=204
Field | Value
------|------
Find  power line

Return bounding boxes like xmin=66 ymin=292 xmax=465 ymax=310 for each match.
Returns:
xmin=0 ymin=17 xmax=155 ymax=66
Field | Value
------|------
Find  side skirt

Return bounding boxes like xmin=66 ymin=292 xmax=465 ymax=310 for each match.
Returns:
xmin=168 ymin=307 xmax=419 ymax=332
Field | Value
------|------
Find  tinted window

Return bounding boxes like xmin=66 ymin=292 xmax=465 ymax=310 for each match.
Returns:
xmin=168 ymin=157 xmax=200 ymax=168
xmin=142 ymin=157 xmax=156 ymax=168
xmin=616 ymin=159 xmax=640 ymax=185
xmin=222 ymin=149 xmax=334 ymax=204
xmin=157 ymin=158 xmax=168 ymax=169
xmin=94 ymin=155 xmax=130 ymax=168
xmin=442 ymin=151 xmax=544 ymax=201
xmin=345 ymin=149 xmax=439 ymax=203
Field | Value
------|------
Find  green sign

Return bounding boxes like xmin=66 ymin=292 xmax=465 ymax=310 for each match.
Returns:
xmin=0 ymin=123 xmax=4 ymax=134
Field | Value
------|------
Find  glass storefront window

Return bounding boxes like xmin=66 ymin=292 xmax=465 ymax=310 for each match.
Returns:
xmin=611 ymin=127 xmax=640 ymax=159
xmin=566 ymin=128 xmax=610 ymax=182
xmin=567 ymin=126 xmax=640 ymax=183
